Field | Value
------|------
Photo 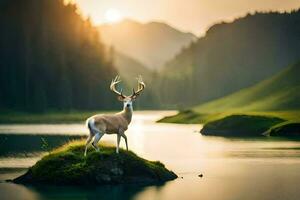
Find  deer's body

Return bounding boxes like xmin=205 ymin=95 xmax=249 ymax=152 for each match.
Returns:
xmin=84 ymin=76 xmax=144 ymax=156
xmin=88 ymin=110 xmax=132 ymax=134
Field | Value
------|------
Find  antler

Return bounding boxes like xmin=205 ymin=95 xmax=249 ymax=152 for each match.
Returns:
xmin=131 ymin=75 xmax=145 ymax=99
xmin=110 ymin=75 xmax=126 ymax=99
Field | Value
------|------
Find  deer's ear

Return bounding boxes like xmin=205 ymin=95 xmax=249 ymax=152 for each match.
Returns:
xmin=117 ymin=96 xmax=125 ymax=101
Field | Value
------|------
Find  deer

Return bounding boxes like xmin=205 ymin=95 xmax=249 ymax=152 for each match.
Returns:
xmin=84 ymin=75 xmax=145 ymax=156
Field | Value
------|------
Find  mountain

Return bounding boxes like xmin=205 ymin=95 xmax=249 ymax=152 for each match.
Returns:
xmin=0 ymin=0 xmax=118 ymax=112
xmin=157 ymin=10 xmax=300 ymax=107
xmin=114 ymin=51 xmax=152 ymax=86
xmin=99 ymin=19 xmax=197 ymax=70
xmin=194 ymin=61 xmax=300 ymax=113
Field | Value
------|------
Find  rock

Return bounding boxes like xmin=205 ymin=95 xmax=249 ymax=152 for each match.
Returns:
xmin=13 ymin=140 xmax=177 ymax=186
xmin=111 ymin=167 xmax=123 ymax=176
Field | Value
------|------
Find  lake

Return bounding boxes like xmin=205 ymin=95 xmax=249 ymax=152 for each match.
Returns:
xmin=1 ymin=111 xmax=300 ymax=200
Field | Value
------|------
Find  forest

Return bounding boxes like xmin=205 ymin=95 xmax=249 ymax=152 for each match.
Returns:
xmin=0 ymin=0 xmax=118 ymax=112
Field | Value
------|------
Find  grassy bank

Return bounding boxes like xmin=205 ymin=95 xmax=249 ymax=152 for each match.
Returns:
xmin=158 ymin=110 xmax=300 ymax=124
xmin=0 ymin=111 xmax=116 ymax=124
xmin=159 ymin=110 xmax=300 ymax=137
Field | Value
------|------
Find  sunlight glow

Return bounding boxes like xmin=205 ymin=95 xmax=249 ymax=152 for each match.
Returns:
xmin=104 ymin=9 xmax=122 ymax=23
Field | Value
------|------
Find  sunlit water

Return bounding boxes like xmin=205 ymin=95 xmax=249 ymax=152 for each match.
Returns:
xmin=1 ymin=111 xmax=300 ymax=200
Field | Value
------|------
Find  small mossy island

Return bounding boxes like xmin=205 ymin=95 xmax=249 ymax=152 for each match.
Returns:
xmin=200 ymin=114 xmax=284 ymax=137
xmin=13 ymin=141 xmax=177 ymax=185
xmin=266 ymin=122 xmax=300 ymax=137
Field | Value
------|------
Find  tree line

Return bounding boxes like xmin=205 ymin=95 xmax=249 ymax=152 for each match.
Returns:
xmin=0 ymin=0 xmax=119 ymax=112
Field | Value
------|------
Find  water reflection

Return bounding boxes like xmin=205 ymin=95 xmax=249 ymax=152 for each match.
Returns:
xmin=0 ymin=134 xmax=82 ymax=156
xmin=1 ymin=171 xmax=166 ymax=200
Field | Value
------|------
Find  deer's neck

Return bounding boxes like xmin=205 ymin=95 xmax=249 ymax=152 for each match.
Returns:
xmin=121 ymin=107 xmax=133 ymax=124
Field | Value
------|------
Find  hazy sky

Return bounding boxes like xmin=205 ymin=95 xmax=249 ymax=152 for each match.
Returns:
xmin=73 ymin=0 xmax=300 ymax=35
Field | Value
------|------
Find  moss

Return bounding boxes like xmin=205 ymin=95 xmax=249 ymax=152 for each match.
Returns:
xmin=200 ymin=114 xmax=285 ymax=137
xmin=13 ymin=140 xmax=177 ymax=185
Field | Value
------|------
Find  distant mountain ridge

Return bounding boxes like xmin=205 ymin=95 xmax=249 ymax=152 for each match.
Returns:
xmin=156 ymin=10 xmax=300 ymax=107
xmin=114 ymin=52 xmax=152 ymax=85
xmin=109 ymin=51 xmax=158 ymax=109
xmin=99 ymin=19 xmax=197 ymax=69
xmin=194 ymin=61 xmax=300 ymax=113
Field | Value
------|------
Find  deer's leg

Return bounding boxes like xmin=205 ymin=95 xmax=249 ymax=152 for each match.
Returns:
xmin=84 ymin=134 xmax=93 ymax=156
xmin=92 ymin=132 xmax=104 ymax=152
xmin=116 ymin=134 xmax=121 ymax=154
xmin=120 ymin=132 xmax=128 ymax=151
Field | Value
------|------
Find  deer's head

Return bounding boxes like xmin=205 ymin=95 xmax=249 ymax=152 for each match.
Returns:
xmin=110 ymin=75 xmax=145 ymax=111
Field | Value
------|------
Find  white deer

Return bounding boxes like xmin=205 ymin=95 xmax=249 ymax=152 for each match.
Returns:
xmin=84 ymin=76 xmax=145 ymax=156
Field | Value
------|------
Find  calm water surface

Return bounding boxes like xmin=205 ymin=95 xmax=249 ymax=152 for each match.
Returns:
xmin=1 ymin=111 xmax=300 ymax=200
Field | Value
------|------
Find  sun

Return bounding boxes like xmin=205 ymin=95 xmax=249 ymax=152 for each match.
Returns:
xmin=104 ymin=9 xmax=122 ymax=23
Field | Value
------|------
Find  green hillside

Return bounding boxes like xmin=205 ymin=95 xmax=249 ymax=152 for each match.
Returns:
xmin=194 ymin=62 xmax=300 ymax=113
xmin=197 ymin=62 xmax=300 ymax=137
xmin=158 ymin=62 xmax=300 ymax=124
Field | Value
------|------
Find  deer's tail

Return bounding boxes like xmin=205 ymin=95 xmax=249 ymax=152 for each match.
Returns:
xmin=86 ymin=118 xmax=97 ymax=136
